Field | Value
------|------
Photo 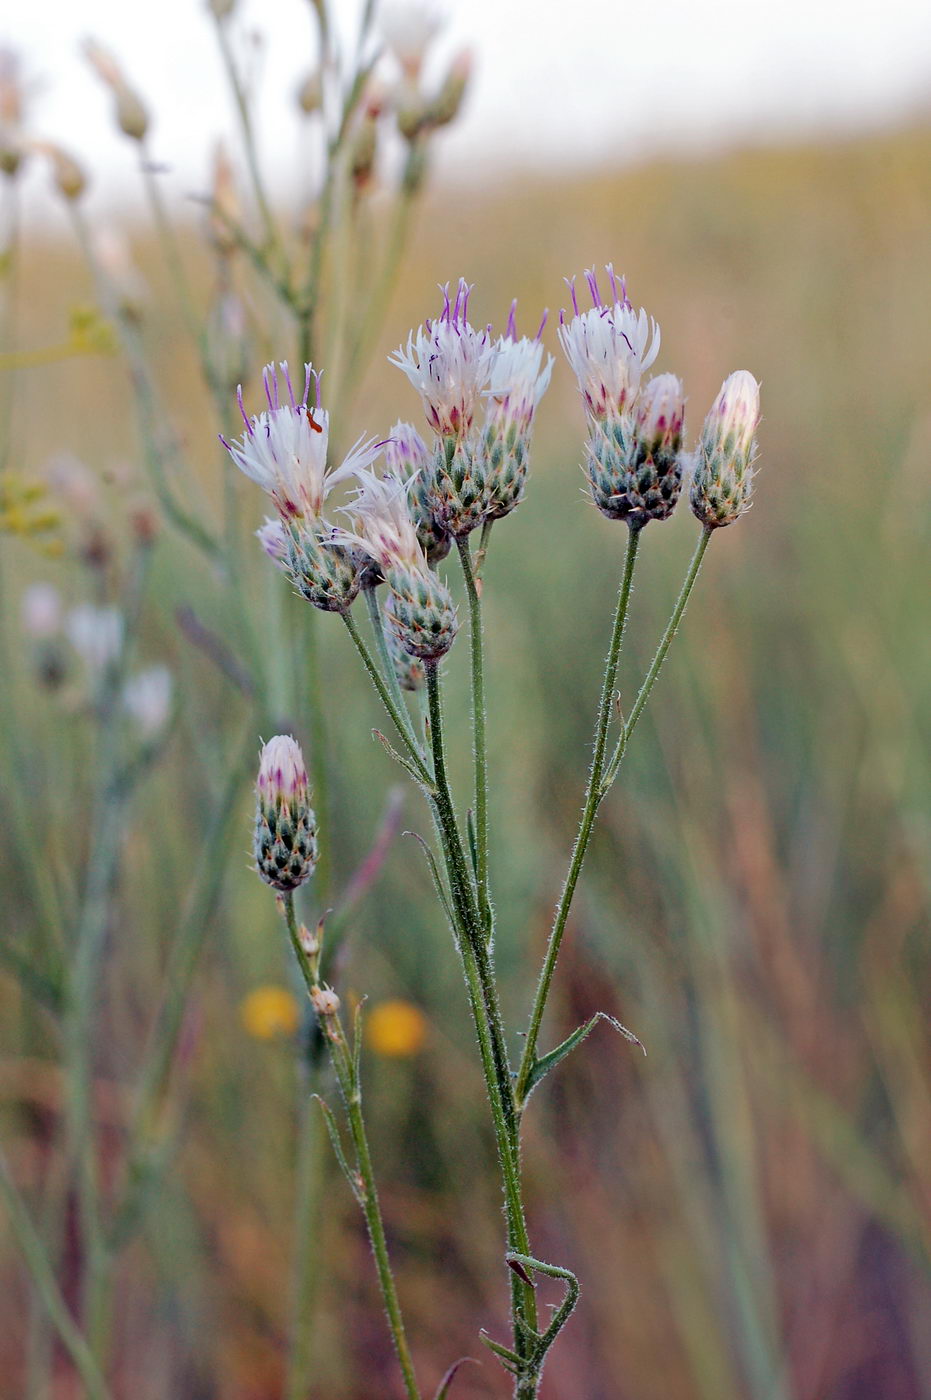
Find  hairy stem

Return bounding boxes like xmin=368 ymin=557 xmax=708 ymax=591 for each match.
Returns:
xmin=283 ymin=897 xmax=420 ymax=1400
xmin=457 ymin=536 xmax=492 ymax=939
xmin=516 ymin=526 xmax=641 ymax=1104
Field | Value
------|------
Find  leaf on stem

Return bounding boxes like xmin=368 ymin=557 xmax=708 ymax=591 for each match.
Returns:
xmin=311 ymin=1094 xmax=363 ymax=1205
xmin=522 ymin=1010 xmax=645 ymax=1100
xmin=478 ymin=1330 xmax=521 ymax=1374
xmin=433 ymin=1357 xmax=480 ymax=1399
xmin=373 ymin=729 xmax=431 ymax=790
xmin=403 ymin=831 xmax=456 ymax=929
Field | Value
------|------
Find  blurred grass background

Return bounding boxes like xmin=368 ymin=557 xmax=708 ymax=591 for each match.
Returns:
xmin=2 ymin=118 xmax=931 ymax=1398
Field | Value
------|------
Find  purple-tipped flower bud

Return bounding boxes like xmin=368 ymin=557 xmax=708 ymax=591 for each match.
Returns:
xmin=690 ymin=371 xmax=760 ymax=529
xmin=383 ymin=592 xmax=426 ymax=690
xmin=427 ymin=48 xmax=471 ymax=128
xmin=254 ymin=736 xmax=318 ymax=891
xmin=337 ymin=470 xmax=458 ymax=659
xmin=622 ymin=373 xmax=686 ymax=527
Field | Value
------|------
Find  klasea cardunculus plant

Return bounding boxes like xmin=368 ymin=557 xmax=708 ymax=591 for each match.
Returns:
xmin=254 ymin=735 xmax=318 ymax=892
xmin=391 ymin=277 xmax=498 ymax=538
xmin=340 ymin=469 xmax=458 ymax=661
xmin=481 ymin=303 xmax=553 ymax=519
xmin=690 ymin=369 xmax=761 ymax=528
xmin=232 ymin=273 xmax=761 ymax=1400
xmin=222 ymin=362 xmax=383 ymax=611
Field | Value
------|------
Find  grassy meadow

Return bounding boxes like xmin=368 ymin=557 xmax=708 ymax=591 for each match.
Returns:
xmin=2 ymin=117 xmax=931 ymax=1398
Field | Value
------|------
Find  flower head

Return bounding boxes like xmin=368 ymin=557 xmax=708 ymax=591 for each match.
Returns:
xmin=340 ymin=469 xmax=427 ymax=576
xmin=701 ymin=370 xmax=760 ymax=465
xmin=256 ymin=734 xmax=310 ymax=812
xmin=634 ymin=373 xmax=686 ymax=456
xmin=485 ymin=303 xmax=553 ymax=436
xmin=558 ymin=265 xmax=660 ymax=421
xmin=691 ymin=371 xmax=761 ymax=529
xmin=222 ymin=362 xmax=382 ymax=521
xmin=254 ymin=735 xmax=318 ymax=891
xmin=66 ymin=605 xmax=123 ymax=670
xmin=390 ymin=279 xmax=496 ymax=438
xmin=123 ymin=665 xmax=173 ymax=739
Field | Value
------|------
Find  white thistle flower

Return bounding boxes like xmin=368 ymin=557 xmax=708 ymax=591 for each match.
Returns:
xmin=123 ymin=665 xmax=173 ymax=739
xmin=381 ymin=1 xmax=444 ymax=78
xmin=338 ymin=470 xmax=427 ymax=576
xmin=390 ymin=279 xmax=497 ymax=438
xmin=701 ymin=370 xmax=761 ymax=463
xmin=558 ymin=264 xmax=660 ymax=421
xmin=21 ymin=582 xmax=62 ymax=639
xmin=66 ymin=605 xmax=123 ymax=670
xmin=222 ymin=362 xmax=383 ymax=521
xmin=485 ymin=303 xmax=553 ymax=435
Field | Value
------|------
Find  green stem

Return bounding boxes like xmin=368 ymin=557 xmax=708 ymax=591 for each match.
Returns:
xmin=602 ymin=525 xmax=712 ymax=789
xmin=363 ymin=586 xmax=424 ymax=764
xmin=0 ymin=1151 xmax=111 ymax=1400
xmin=213 ymin=16 xmax=279 ymax=261
xmin=457 ymin=536 xmax=492 ymax=939
xmin=424 ymin=663 xmax=538 ymax=1367
xmin=516 ymin=526 xmax=641 ymax=1105
xmin=341 ymin=610 xmax=431 ymax=784
xmin=283 ymin=898 xmax=421 ymax=1400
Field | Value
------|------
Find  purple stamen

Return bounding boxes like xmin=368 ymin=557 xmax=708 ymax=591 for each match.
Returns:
xmin=506 ymin=299 xmax=518 ymax=340
xmin=606 ymin=263 xmax=619 ymax=303
xmin=535 ymin=308 xmax=548 ymax=341
xmin=218 ymin=433 xmax=231 ymax=450
xmin=281 ymin=360 xmax=297 ymax=411
xmin=262 ymin=365 xmax=275 ymax=412
xmin=565 ymin=276 xmax=580 ymax=317
xmin=302 ymin=363 xmax=313 ymax=408
xmin=237 ymin=384 xmax=253 ymax=435
xmin=439 ymin=282 xmax=452 ymax=322
xmin=585 ymin=268 xmax=601 ymax=307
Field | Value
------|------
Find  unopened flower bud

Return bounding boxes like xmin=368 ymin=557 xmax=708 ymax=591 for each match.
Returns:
xmin=386 ymin=564 xmax=458 ymax=660
xmin=254 ymin=736 xmax=318 ymax=891
xmin=83 ymin=40 xmax=149 ymax=142
xmin=690 ymin=371 xmax=760 ymax=529
xmin=620 ymin=373 xmax=685 ymax=527
xmin=310 ymin=985 xmax=340 ymax=1017
xmin=46 ymin=145 xmax=87 ymax=201
xmin=349 ymin=111 xmax=378 ymax=188
xmin=296 ymin=69 xmax=324 ymax=116
xmin=298 ymin=923 xmax=320 ymax=959
xmin=384 ymin=592 xmax=426 ymax=690
xmin=427 ymin=48 xmax=471 ymax=128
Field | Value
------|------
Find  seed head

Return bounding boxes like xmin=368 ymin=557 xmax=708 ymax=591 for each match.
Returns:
xmin=310 ymin=985 xmax=340 ymax=1017
xmin=83 ymin=40 xmax=149 ymax=142
xmin=254 ymin=736 xmax=318 ymax=892
xmin=690 ymin=371 xmax=760 ymax=529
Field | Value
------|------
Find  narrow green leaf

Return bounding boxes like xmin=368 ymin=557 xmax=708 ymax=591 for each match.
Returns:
xmin=523 ymin=1011 xmax=645 ymax=1100
xmin=311 ymin=1094 xmax=362 ymax=1205
xmin=433 ymin=1357 xmax=479 ymax=1399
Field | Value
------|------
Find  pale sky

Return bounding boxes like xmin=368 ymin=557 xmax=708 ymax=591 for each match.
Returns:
xmin=4 ymin=0 xmax=931 ymax=214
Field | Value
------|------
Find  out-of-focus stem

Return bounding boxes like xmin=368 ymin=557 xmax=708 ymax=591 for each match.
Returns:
xmin=0 ymin=1150 xmax=111 ymax=1400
